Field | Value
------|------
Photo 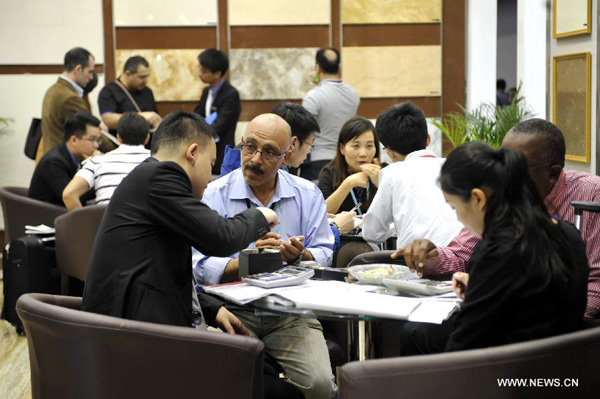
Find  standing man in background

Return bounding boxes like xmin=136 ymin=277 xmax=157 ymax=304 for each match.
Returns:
xmin=301 ymin=47 xmax=360 ymax=181
xmin=97 ymin=55 xmax=162 ymax=138
xmin=38 ymin=47 xmax=95 ymax=162
xmin=195 ymin=48 xmax=241 ymax=175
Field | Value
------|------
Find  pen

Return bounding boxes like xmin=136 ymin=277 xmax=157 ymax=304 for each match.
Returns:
xmin=349 ymin=202 xmax=362 ymax=213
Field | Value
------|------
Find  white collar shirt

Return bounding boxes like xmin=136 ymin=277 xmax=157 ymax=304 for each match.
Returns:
xmin=362 ymin=149 xmax=464 ymax=248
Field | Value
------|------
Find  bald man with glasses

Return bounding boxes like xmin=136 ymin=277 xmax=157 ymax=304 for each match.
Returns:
xmin=192 ymin=113 xmax=336 ymax=399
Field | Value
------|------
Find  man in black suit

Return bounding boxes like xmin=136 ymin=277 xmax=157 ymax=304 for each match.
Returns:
xmin=82 ymin=111 xmax=279 ymax=330
xmin=194 ymin=48 xmax=241 ymax=175
xmin=29 ymin=111 xmax=100 ymax=206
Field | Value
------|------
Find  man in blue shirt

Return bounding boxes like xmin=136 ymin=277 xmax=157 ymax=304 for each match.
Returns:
xmin=193 ymin=113 xmax=335 ymax=399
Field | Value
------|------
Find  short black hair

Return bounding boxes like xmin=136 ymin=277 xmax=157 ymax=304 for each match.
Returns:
xmin=123 ymin=56 xmax=149 ymax=74
xmin=497 ymin=79 xmax=507 ymax=91
xmin=64 ymin=112 xmax=100 ymax=141
xmin=271 ymin=102 xmax=320 ymax=143
xmin=151 ymin=111 xmax=216 ymax=155
xmin=509 ymin=118 xmax=566 ymax=167
xmin=198 ymin=48 xmax=229 ymax=75
xmin=316 ymin=48 xmax=340 ymax=74
xmin=64 ymin=47 xmax=92 ymax=72
xmin=117 ymin=113 xmax=149 ymax=145
xmin=375 ymin=102 xmax=428 ymax=155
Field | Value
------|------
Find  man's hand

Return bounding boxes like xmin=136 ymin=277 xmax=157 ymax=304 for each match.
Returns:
xmin=360 ymin=159 xmax=381 ymax=187
xmin=256 ymin=207 xmax=280 ymax=230
xmin=256 ymin=232 xmax=282 ymax=249
xmin=215 ymin=306 xmax=250 ymax=335
xmin=452 ymin=272 xmax=469 ymax=299
xmin=332 ymin=211 xmax=356 ymax=234
xmin=140 ymin=111 xmax=163 ymax=127
xmin=280 ymin=236 xmax=305 ymax=263
xmin=99 ymin=121 xmax=109 ymax=133
xmin=391 ymin=239 xmax=439 ymax=277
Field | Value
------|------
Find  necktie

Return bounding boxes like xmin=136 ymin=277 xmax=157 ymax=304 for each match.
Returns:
xmin=205 ymin=88 xmax=214 ymax=117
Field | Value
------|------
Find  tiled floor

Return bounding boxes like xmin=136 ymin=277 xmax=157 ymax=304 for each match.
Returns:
xmin=0 ymin=278 xmax=32 ymax=399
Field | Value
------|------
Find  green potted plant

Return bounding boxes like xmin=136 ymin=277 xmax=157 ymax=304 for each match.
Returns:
xmin=433 ymin=84 xmax=532 ymax=149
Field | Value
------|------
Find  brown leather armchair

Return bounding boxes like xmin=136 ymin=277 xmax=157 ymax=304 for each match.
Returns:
xmin=17 ymin=293 xmax=265 ymax=399
xmin=339 ymin=326 xmax=600 ymax=399
xmin=54 ymin=204 xmax=107 ymax=294
xmin=0 ymin=186 xmax=67 ymax=243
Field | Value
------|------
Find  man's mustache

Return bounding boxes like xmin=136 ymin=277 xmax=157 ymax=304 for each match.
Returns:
xmin=245 ymin=164 xmax=265 ymax=174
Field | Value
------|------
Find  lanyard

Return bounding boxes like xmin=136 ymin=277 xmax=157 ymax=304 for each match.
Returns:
xmin=349 ymin=181 xmax=369 ymax=215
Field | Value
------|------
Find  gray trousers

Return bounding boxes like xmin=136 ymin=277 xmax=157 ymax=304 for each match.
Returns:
xmin=229 ymin=305 xmax=337 ymax=399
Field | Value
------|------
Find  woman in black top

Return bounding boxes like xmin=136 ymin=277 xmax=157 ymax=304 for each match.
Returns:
xmin=318 ymin=116 xmax=381 ymax=214
xmin=439 ymin=142 xmax=588 ymax=351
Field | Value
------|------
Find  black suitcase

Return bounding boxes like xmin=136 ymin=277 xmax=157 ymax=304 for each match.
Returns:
xmin=2 ymin=235 xmax=60 ymax=334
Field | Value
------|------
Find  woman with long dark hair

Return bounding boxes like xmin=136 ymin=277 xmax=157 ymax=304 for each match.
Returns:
xmin=439 ymin=142 xmax=588 ymax=351
xmin=318 ymin=116 xmax=381 ymax=214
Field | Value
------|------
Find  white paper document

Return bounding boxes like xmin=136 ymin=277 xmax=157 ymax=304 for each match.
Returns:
xmin=408 ymin=300 xmax=460 ymax=324
xmin=205 ymin=280 xmax=459 ymax=323
xmin=274 ymin=280 xmax=421 ymax=320
xmin=24 ymin=224 xmax=55 ymax=235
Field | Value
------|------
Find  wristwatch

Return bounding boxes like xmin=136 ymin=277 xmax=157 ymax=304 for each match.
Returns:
xmin=292 ymin=251 xmax=304 ymax=264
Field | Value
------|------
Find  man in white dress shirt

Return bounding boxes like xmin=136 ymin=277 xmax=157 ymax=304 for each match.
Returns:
xmin=362 ymin=102 xmax=463 ymax=248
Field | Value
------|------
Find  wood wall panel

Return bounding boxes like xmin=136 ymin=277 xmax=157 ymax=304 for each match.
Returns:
xmin=218 ymin=0 xmax=228 ymax=52
xmin=0 ymin=65 xmax=105 ymax=74
xmin=156 ymin=100 xmax=303 ymax=122
xmin=103 ymin=0 xmax=116 ymax=82
xmin=358 ymin=97 xmax=441 ymax=119
xmin=442 ymin=0 xmax=466 ymax=153
xmin=115 ymin=27 xmax=217 ymax=49
xmin=230 ymin=26 xmax=329 ymax=49
xmin=343 ymin=24 xmax=440 ymax=47
xmin=332 ymin=0 xmax=341 ymax=48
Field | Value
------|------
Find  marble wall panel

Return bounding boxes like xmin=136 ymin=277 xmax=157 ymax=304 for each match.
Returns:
xmin=116 ymin=49 xmax=204 ymax=102
xmin=342 ymin=46 xmax=442 ymax=98
xmin=229 ymin=0 xmax=330 ymax=26
xmin=230 ymin=48 xmax=318 ymax=100
xmin=0 ymin=0 xmax=103 ymax=64
xmin=342 ymin=0 xmax=441 ymax=24
xmin=114 ymin=0 xmax=217 ymax=26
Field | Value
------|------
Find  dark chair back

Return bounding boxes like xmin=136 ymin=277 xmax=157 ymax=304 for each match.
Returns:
xmin=54 ymin=204 xmax=106 ymax=293
xmin=0 ymin=186 xmax=66 ymax=243
xmin=17 ymin=293 xmax=265 ymax=399
xmin=339 ymin=326 xmax=600 ymax=399
xmin=347 ymin=250 xmax=406 ymax=268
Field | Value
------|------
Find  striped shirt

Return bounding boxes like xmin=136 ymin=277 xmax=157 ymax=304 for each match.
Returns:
xmin=425 ymin=170 xmax=600 ymax=319
xmin=76 ymin=144 xmax=150 ymax=205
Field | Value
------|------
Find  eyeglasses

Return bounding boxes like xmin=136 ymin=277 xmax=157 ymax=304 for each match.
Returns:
xmin=240 ymin=143 xmax=287 ymax=163
xmin=82 ymin=137 xmax=103 ymax=145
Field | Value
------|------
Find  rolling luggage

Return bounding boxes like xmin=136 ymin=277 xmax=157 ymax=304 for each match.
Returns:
xmin=2 ymin=235 xmax=60 ymax=334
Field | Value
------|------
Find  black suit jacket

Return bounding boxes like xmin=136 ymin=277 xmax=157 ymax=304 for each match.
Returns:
xmin=82 ymin=157 xmax=270 ymax=327
xmin=194 ymin=80 xmax=241 ymax=146
xmin=29 ymin=142 xmax=78 ymax=206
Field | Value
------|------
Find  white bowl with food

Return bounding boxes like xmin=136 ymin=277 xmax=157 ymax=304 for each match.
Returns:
xmin=347 ymin=263 xmax=412 ymax=285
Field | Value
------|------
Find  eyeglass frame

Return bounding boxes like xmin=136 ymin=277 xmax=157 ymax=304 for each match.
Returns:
xmin=240 ymin=141 xmax=289 ymax=163
xmin=81 ymin=137 xmax=103 ymax=145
